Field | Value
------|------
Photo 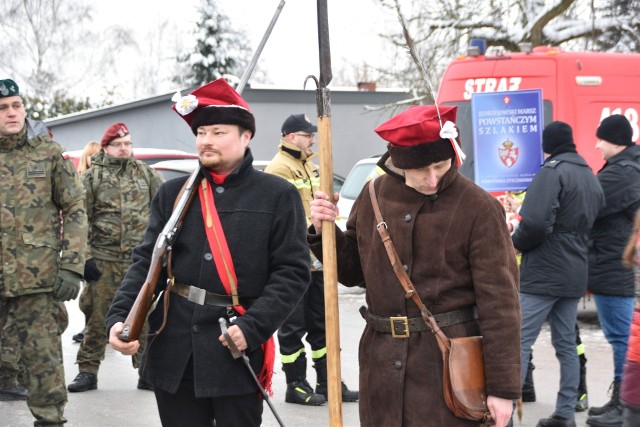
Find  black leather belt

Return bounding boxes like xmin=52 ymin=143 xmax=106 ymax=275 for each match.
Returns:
xmin=170 ymin=282 xmax=256 ymax=308
xmin=360 ymin=306 xmax=478 ymax=339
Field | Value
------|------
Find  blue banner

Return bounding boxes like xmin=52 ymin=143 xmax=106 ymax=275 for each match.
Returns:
xmin=471 ymin=90 xmax=543 ymax=191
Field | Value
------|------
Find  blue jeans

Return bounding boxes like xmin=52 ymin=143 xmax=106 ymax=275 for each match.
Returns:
xmin=593 ymin=294 xmax=635 ymax=381
xmin=520 ymin=293 xmax=580 ymax=419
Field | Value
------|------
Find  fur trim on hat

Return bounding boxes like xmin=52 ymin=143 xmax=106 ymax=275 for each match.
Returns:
xmin=388 ymin=138 xmax=454 ymax=169
xmin=596 ymin=114 xmax=633 ymax=146
xmin=190 ymin=106 xmax=256 ymax=138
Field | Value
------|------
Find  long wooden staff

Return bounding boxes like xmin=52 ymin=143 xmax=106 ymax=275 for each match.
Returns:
xmin=306 ymin=0 xmax=342 ymax=425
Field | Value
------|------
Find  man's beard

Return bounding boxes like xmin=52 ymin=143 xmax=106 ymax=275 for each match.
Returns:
xmin=200 ymin=153 xmax=225 ymax=170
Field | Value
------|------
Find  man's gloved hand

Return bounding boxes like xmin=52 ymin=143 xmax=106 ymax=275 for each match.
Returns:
xmin=53 ymin=269 xmax=83 ymax=301
xmin=83 ymin=259 xmax=102 ymax=282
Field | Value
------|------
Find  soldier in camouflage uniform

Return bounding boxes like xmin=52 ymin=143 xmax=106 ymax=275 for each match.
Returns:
xmin=67 ymin=122 xmax=163 ymax=393
xmin=0 ymin=78 xmax=88 ymax=426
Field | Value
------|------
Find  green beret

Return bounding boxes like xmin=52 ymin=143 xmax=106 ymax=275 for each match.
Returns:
xmin=0 ymin=79 xmax=20 ymax=98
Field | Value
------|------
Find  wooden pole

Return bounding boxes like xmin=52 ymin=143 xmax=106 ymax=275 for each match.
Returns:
xmin=313 ymin=0 xmax=341 ymax=422
xmin=317 ymin=113 xmax=343 ymax=426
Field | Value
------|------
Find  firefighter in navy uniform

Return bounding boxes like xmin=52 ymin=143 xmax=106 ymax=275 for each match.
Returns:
xmin=265 ymin=114 xmax=358 ymax=405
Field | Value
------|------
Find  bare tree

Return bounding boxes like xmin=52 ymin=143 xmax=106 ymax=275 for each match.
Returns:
xmin=0 ymin=0 xmax=136 ymax=117
xmin=369 ymin=0 xmax=640 ymax=96
xmin=0 ymin=0 xmax=95 ymax=95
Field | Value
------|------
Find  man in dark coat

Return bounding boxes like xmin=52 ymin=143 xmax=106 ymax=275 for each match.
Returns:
xmin=309 ymin=105 xmax=521 ymax=427
xmin=513 ymin=121 xmax=605 ymax=427
xmin=586 ymin=114 xmax=640 ymax=427
xmin=106 ymin=78 xmax=310 ymax=427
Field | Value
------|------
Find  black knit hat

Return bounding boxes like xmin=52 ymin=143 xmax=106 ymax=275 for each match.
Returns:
xmin=596 ymin=114 xmax=633 ymax=146
xmin=542 ymin=121 xmax=575 ymax=155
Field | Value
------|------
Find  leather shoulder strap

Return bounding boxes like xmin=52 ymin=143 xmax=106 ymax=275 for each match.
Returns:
xmin=368 ymin=180 xmax=450 ymax=349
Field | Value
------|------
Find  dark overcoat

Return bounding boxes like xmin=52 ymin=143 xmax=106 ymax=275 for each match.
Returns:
xmin=309 ymin=154 xmax=521 ymax=427
xmin=588 ymin=145 xmax=640 ymax=296
xmin=106 ymin=150 xmax=310 ymax=397
xmin=512 ymin=151 xmax=605 ymax=297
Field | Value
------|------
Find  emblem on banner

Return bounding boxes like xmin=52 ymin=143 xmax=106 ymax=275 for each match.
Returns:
xmin=499 ymin=139 xmax=518 ymax=168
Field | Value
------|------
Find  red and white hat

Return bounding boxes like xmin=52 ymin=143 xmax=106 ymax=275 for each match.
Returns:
xmin=171 ymin=78 xmax=255 ymax=138
xmin=375 ymin=105 xmax=465 ymax=169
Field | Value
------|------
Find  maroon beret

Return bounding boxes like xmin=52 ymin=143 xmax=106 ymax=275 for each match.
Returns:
xmin=101 ymin=123 xmax=129 ymax=147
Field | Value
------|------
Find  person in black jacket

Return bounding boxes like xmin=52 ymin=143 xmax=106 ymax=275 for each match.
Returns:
xmin=106 ymin=78 xmax=310 ymax=427
xmin=513 ymin=121 xmax=605 ymax=427
xmin=586 ymin=114 xmax=640 ymax=427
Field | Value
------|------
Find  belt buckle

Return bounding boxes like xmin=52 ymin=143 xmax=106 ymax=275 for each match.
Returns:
xmin=187 ymin=286 xmax=206 ymax=305
xmin=390 ymin=316 xmax=410 ymax=338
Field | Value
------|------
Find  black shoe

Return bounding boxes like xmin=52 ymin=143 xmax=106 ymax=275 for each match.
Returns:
xmin=137 ymin=378 xmax=154 ymax=391
xmin=67 ymin=372 xmax=97 ymax=392
xmin=586 ymin=405 xmax=623 ymax=427
xmin=536 ymin=415 xmax=576 ymax=427
xmin=0 ymin=384 xmax=27 ymax=401
xmin=72 ymin=332 xmax=84 ymax=343
xmin=589 ymin=380 xmax=620 ymax=416
xmin=316 ymin=381 xmax=359 ymax=402
xmin=285 ymin=379 xmax=325 ymax=406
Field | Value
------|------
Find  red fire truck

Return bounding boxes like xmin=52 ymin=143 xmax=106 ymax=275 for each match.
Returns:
xmin=436 ymin=45 xmax=640 ymax=182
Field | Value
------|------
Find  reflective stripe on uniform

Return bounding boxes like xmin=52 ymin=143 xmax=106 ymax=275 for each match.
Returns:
xmin=281 ymin=348 xmax=306 ymax=364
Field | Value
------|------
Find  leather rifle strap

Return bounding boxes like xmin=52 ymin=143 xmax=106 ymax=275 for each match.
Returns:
xmin=368 ymin=180 xmax=450 ymax=351
xmin=154 ymin=177 xmax=196 ymax=338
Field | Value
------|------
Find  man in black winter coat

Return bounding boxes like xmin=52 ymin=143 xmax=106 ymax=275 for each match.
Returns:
xmin=106 ymin=78 xmax=310 ymax=427
xmin=513 ymin=121 xmax=604 ymax=427
xmin=586 ymin=114 xmax=640 ymax=427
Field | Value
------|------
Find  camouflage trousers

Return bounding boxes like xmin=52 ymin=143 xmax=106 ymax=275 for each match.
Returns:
xmin=76 ymin=259 xmax=146 ymax=374
xmin=0 ymin=293 xmax=69 ymax=426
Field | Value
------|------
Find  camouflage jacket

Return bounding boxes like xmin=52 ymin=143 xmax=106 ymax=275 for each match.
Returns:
xmin=83 ymin=151 xmax=163 ymax=261
xmin=0 ymin=126 xmax=88 ymax=297
xmin=265 ymin=140 xmax=321 ymax=271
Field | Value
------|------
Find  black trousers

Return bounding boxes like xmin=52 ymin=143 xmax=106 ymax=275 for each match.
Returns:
xmin=278 ymin=271 xmax=326 ymax=356
xmin=154 ymin=380 xmax=263 ymax=427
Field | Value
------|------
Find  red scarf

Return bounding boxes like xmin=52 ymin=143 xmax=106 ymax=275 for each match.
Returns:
xmin=199 ymin=176 xmax=275 ymax=395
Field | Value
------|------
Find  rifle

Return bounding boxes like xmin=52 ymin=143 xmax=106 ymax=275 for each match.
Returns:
xmin=118 ymin=170 xmax=200 ymax=342
xmin=118 ymin=0 xmax=286 ymax=343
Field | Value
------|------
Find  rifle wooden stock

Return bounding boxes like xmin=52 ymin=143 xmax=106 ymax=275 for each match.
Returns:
xmin=118 ymin=169 xmax=201 ymax=342
xmin=118 ymin=238 xmax=168 ymax=342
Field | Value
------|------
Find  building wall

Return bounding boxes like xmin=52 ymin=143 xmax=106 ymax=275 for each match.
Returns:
xmin=45 ymin=86 xmax=409 ymax=177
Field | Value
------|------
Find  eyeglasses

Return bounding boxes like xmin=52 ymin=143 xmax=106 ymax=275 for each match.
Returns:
xmin=294 ymin=133 xmax=315 ymax=140
xmin=108 ymin=142 xmax=133 ymax=149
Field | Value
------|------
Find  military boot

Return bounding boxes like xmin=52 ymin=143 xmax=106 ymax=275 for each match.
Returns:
xmin=622 ymin=405 xmax=640 ymax=426
xmin=0 ymin=384 xmax=27 ymax=401
xmin=314 ymin=356 xmax=359 ymax=402
xmin=67 ymin=372 xmax=97 ymax=392
xmin=586 ymin=404 xmax=623 ymax=427
xmin=282 ymin=356 xmax=325 ymax=406
xmin=588 ymin=380 xmax=620 ymax=416
xmin=522 ymin=353 xmax=536 ymax=402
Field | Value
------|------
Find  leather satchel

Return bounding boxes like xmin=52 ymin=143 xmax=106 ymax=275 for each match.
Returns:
xmin=368 ymin=180 xmax=491 ymax=423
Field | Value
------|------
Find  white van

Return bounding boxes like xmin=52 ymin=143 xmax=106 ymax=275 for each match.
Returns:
xmin=336 ymin=156 xmax=383 ymax=230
